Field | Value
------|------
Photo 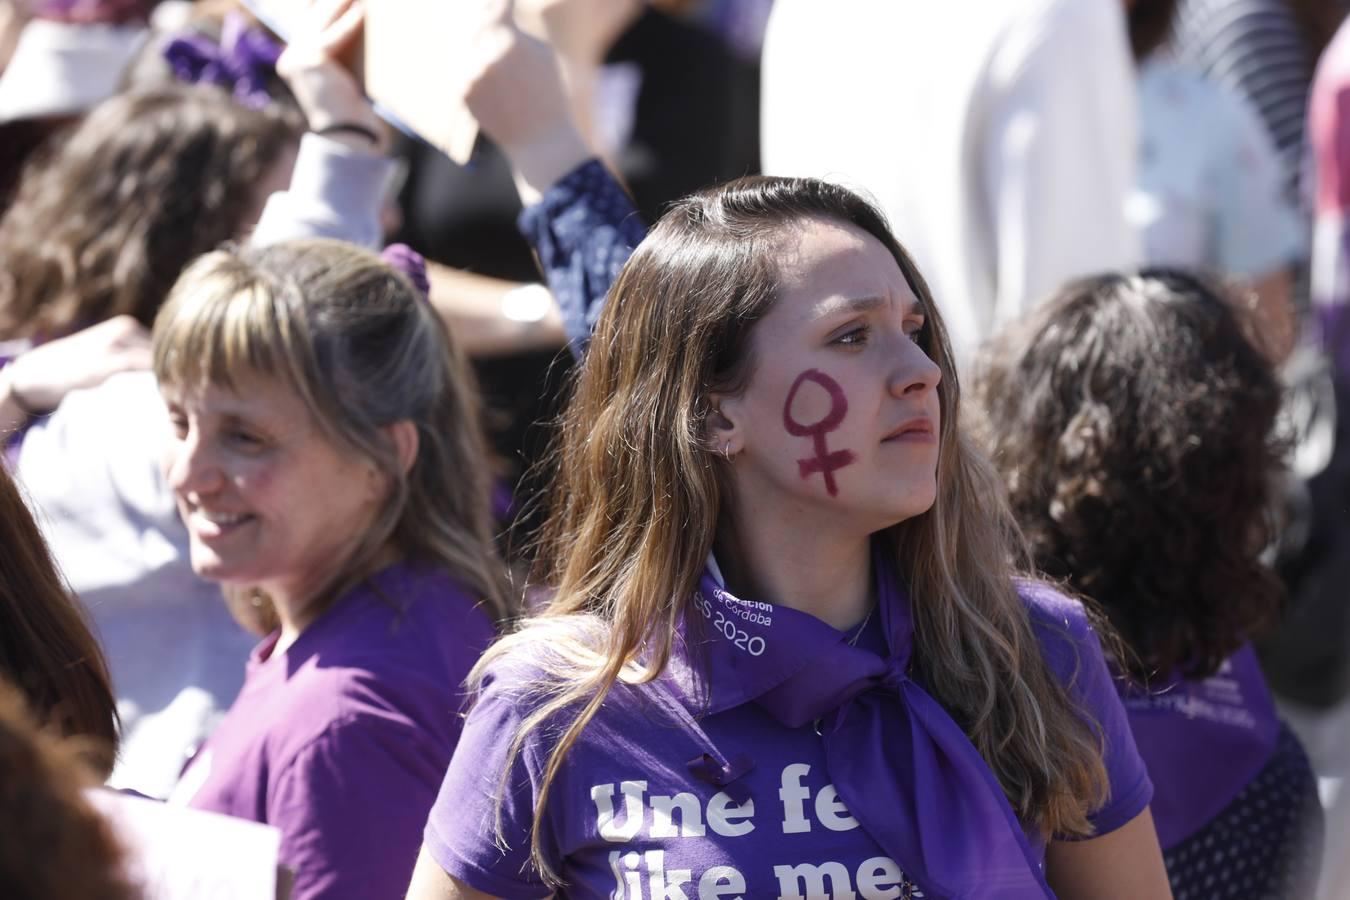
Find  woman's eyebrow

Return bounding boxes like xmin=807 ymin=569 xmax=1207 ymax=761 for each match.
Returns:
xmin=814 ymin=294 xmax=927 ymax=318
xmin=814 ymin=295 xmax=888 ymax=318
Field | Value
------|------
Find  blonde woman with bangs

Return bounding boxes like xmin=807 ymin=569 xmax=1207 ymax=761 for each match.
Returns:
xmin=407 ymin=13 xmax=1170 ymax=899
xmin=157 ymin=239 xmax=507 ymax=900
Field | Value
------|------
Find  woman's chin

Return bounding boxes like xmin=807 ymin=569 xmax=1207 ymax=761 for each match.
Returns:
xmin=188 ymin=553 xmax=251 ymax=586
xmin=863 ymin=489 xmax=939 ymax=531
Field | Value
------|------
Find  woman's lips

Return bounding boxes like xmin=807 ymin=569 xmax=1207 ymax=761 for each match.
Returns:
xmin=186 ymin=508 xmax=255 ymax=540
xmin=882 ymin=418 xmax=936 ymax=443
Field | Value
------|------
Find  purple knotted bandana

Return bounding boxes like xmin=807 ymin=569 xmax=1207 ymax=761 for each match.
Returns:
xmin=161 ymin=13 xmax=280 ymax=110
xmin=681 ymin=560 xmax=1054 ymax=899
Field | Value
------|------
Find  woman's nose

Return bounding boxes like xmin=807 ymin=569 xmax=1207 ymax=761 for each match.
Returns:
xmin=888 ymin=337 xmax=943 ymax=398
xmin=165 ymin=426 xmax=223 ymax=497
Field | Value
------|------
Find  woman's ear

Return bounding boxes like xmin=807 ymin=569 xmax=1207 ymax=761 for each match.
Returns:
xmin=385 ymin=419 xmax=420 ymax=476
xmin=706 ymin=392 xmax=746 ymax=458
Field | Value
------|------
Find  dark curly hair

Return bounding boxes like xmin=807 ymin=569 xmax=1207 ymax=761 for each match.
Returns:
xmin=0 ymin=84 xmax=299 ymax=340
xmin=971 ymin=269 xmax=1285 ymax=682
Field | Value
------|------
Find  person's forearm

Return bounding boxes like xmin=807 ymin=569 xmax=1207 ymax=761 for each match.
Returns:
xmin=1046 ymin=809 xmax=1171 ymax=899
xmin=426 ymin=264 xmax=565 ymax=358
xmin=502 ymin=125 xmax=594 ymax=208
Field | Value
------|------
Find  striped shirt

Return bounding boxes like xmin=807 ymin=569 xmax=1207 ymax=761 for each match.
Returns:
xmin=1170 ymin=0 xmax=1316 ymax=208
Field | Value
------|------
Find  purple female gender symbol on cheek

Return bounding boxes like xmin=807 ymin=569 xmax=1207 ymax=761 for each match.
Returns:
xmin=782 ymin=369 xmax=857 ymax=497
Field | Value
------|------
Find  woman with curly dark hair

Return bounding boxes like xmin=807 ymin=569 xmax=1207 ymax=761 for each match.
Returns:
xmin=0 ymin=83 xmax=299 ymax=432
xmin=973 ymin=268 xmax=1322 ymax=899
xmin=0 ymin=82 xmax=297 ymax=340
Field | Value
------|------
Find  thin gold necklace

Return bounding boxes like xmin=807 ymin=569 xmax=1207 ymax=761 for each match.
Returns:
xmin=845 ymin=602 xmax=877 ymax=647
xmin=814 ymin=602 xmax=881 ymax=736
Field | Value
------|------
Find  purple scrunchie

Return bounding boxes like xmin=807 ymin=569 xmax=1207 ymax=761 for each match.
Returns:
xmin=380 ymin=243 xmax=430 ymax=299
xmin=161 ymin=12 xmax=281 ymax=110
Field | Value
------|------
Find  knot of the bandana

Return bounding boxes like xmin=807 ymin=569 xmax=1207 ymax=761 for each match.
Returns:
xmin=687 ymin=563 xmax=1054 ymax=899
xmin=878 ymin=657 xmax=908 ymax=692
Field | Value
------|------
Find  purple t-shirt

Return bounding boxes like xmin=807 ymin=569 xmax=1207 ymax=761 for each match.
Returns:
xmin=1122 ymin=643 xmax=1281 ymax=849
xmin=425 ymin=582 xmax=1151 ymax=899
xmin=174 ymin=561 xmax=495 ymax=900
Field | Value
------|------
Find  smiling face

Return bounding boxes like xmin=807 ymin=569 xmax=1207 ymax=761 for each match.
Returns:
xmin=714 ymin=217 xmax=942 ymax=534
xmin=161 ymin=371 xmax=389 ymax=607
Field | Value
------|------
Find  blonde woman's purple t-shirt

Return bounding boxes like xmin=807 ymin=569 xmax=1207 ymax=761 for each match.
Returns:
xmin=173 ymin=562 xmax=494 ymax=900
xmin=424 ymin=584 xmax=1151 ymax=899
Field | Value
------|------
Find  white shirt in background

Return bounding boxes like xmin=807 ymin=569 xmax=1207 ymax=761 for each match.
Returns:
xmin=761 ymin=0 xmax=1141 ymax=365
xmin=1129 ymin=56 xmax=1303 ymax=277
xmin=16 ymin=371 xmax=256 ymax=799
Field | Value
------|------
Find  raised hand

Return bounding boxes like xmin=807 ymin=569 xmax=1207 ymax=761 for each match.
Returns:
xmin=275 ymin=0 xmax=389 ymax=154
xmin=463 ymin=0 xmax=590 ymax=205
xmin=521 ymin=0 xmax=638 ymax=67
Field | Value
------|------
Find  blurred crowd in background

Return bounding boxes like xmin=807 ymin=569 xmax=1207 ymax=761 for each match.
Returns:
xmin=4 ymin=0 xmax=1350 ymax=897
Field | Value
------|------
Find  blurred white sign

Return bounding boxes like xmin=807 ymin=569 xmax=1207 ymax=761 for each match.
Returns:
xmin=87 ymin=790 xmax=282 ymax=900
xmin=244 ymin=0 xmax=480 ymax=164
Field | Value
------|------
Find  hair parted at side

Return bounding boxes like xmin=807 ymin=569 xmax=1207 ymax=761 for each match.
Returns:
xmin=152 ymin=238 xmax=510 ymax=623
xmin=473 ymin=175 xmax=1110 ymax=884
xmin=0 ymin=84 xmax=299 ymax=340
xmin=0 ymin=464 xmax=118 ymax=775
xmin=972 ymin=269 xmax=1285 ymax=683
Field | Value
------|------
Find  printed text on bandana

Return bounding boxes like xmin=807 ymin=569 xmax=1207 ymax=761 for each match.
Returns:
xmin=589 ymin=762 xmax=921 ymax=899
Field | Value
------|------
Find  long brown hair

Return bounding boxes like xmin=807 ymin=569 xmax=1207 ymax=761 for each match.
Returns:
xmin=0 ymin=680 xmax=138 ymax=900
xmin=153 ymin=239 xmax=511 ymax=624
xmin=478 ymin=176 xmax=1110 ymax=882
xmin=0 ymin=84 xmax=298 ymax=340
xmin=0 ymin=463 xmax=118 ymax=773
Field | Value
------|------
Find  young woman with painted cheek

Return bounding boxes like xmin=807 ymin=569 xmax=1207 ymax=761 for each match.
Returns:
xmin=710 ymin=219 xmax=940 ymax=619
xmin=155 ymin=239 xmax=508 ymax=900
xmin=411 ymin=177 xmax=1170 ymax=900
